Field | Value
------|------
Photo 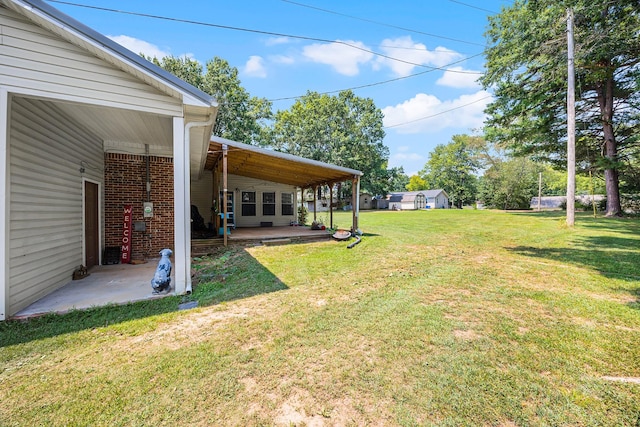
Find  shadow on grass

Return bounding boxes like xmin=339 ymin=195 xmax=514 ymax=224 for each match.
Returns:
xmin=580 ymin=219 xmax=640 ymax=236
xmin=508 ymin=210 xmax=566 ymax=218
xmin=507 ymin=243 xmax=640 ymax=310
xmin=510 ymin=210 xmax=640 ymax=228
xmin=506 ymin=243 xmax=640 ymax=282
xmin=0 ymin=248 xmax=287 ymax=348
xmin=506 ymin=210 xmax=640 ymax=282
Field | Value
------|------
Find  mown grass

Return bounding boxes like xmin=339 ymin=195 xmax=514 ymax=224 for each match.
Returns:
xmin=1 ymin=210 xmax=639 ymax=426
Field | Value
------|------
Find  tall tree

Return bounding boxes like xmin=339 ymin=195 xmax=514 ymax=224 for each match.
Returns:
xmin=482 ymin=0 xmax=640 ymax=216
xmin=387 ymin=167 xmax=410 ymax=192
xmin=479 ymin=157 xmax=542 ymax=210
xmin=420 ymin=135 xmax=481 ymax=208
xmin=269 ymin=90 xmax=389 ymax=196
xmin=405 ymin=175 xmax=427 ymax=191
xmin=150 ymin=56 xmax=272 ymax=144
xmin=539 ymin=164 xmax=606 ymax=196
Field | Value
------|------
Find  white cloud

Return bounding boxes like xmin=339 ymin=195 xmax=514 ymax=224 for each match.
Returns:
xmin=436 ymin=67 xmax=482 ymax=89
xmin=108 ymin=35 xmax=171 ymax=59
xmin=392 ymin=152 xmax=424 ymax=161
xmin=266 ymin=36 xmax=292 ymax=46
xmin=389 ymin=151 xmax=425 ymax=175
xmin=303 ymin=40 xmax=373 ymax=76
xmin=244 ymin=55 xmax=267 ymax=78
xmin=270 ymin=54 xmax=295 ymax=65
xmin=377 ymin=36 xmax=462 ymax=77
xmin=382 ymin=90 xmax=493 ymax=134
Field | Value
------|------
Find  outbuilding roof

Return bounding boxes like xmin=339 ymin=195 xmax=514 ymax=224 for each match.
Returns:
xmin=423 ymin=189 xmax=448 ymax=198
xmin=388 ymin=191 xmax=425 ymax=203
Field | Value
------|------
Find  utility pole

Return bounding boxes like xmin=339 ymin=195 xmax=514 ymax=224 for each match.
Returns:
xmin=566 ymin=9 xmax=576 ymax=227
xmin=538 ymin=172 xmax=542 ymax=211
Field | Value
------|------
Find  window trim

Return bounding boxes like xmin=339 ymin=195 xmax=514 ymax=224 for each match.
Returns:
xmin=262 ymin=191 xmax=276 ymax=216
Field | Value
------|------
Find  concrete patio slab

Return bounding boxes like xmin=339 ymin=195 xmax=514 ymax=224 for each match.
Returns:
xmin=13 ymin=260 xmax=173 ymax=319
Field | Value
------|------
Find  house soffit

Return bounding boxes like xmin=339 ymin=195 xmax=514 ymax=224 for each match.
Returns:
xmin=205 ymin=139 xmax=362 ymax=188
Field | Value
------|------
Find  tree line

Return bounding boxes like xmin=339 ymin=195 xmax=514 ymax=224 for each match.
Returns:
xmin=407 ymin=0 xmax=639 ymax=213
xmin=147 ymin=0 xmax=640 ymax=213
xmin=148 ymin=56 xmax=398 ymax=198
xmin=406 ymin=134 xmax=607 ymax=211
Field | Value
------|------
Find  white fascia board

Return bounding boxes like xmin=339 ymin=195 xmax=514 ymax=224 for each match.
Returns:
xmin=7 ymin=0 xmax=217 ymax=109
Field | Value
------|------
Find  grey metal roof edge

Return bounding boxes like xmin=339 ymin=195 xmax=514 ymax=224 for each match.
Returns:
xmin=389 ymin=190 xmax=448 ymax=197
xmin=423 ymin=189 xmax=448 ymax=197
xmin=211 ymin=136 xmax=363 ymax=177
xmin=389 ymin=191 xmax=424 ymax=196
xmin=11 ymin=0 xmax=217 ymax=107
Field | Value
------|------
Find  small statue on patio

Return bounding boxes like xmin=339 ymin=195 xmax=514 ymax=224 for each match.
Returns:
xmin=151 ymin=248 xmax=172 ymax=294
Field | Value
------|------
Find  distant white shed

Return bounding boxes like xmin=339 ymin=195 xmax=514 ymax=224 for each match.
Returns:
xmin=388 ymin=192 xmax=426 ymax=210
xmin=424 ymin=189 xmax=449 ymax=209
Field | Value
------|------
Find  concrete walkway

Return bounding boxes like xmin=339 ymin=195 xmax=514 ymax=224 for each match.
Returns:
xmin=12 ymin=228 xmax=330 ymax=319
xmin=13 ymin=260 xmax=172 ymax=319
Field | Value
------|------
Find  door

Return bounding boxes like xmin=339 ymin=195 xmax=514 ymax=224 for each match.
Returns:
xmin=84 ymin=181 xmax=99 ymax=268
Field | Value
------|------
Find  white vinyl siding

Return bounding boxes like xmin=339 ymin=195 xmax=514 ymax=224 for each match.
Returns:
xmin=227 ymin=175 xmax=297 ymax=227
xmin=0 ymin=6 xmax=183 ymax=116
xmin=8 ymin=96 xmax=104 ymax=316
xmin=426 ymin=194 xmax=449 ymax=209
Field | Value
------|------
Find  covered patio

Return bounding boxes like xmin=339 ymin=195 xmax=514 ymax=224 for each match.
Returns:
xmin=205 ymin=136 xmax=363 ymax=246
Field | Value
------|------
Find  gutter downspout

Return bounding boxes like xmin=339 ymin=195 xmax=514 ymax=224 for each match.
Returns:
xmin=183 ymin=114 xmax=215 ymax=295
xmin=355 ymin=176 xmax=361 ymax=233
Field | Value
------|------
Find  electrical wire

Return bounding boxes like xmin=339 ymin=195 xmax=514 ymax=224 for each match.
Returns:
xmin=281 ymin=0 xmax=487 ymax=47
xmin=267 ymin=52 xmax=485 ymax=103
xmin=384 ymin=95 xmax=492 ymax=129
xmin=447 ymin=0 xmax=499 ymax=15
xmin=47 ymin=0 xmax=483 ymax=74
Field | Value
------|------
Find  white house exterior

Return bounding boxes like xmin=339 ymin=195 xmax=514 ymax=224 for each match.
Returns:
xmin=0 ymin=0 xmax=217 ymax=319
xmin=424 ymin=189 xmax=449 ymax=209
xmin=192 ymin=173 xmax=298 ymax=228
xmin=226 ymin=175 xmax=298 ymax=228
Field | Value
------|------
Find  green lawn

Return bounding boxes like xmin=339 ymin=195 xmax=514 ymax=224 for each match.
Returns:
xmin=1 ymin=210 xmax=639 ymax=426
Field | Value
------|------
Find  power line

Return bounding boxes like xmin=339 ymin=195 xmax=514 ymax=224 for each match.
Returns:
xmin=281 ymin=0 xmax=486 ymax=47
xmin=47 ymin=0 xmax=483 ymax=74
xmin=384 ymin=95 xmax=492 ymax=129
xmin=268 ymin=52 xmax=485 ymax=103
xmin=447 ymin=0 xmax=499 ymax=15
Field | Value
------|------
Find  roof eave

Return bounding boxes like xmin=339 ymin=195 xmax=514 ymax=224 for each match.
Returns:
xmin=6 ymin=0 xmax=217 ymax=108
xmin=211 ymin=136 xmax=363 ymax=177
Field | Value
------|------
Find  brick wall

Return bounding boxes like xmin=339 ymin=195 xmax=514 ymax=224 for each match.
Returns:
xmin=104 ymin=153 xmax=174 ymax=261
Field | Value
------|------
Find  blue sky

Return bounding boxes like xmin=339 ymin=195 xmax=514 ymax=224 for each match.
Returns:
xmin=49 ymin=0 xmax=512 ymax=176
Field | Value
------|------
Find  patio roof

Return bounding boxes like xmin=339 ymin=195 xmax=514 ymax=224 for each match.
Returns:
xmin=205 ymin=136 xmax=362 ymax=188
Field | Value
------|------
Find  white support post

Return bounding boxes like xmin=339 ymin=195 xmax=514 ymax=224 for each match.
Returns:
xmin=1 ymin=89 xmax=10 ymax=320
xmin=181 ymin=114 xmax=214 ymax=294
xmin=183 ymin=133 xmax=192 ymax=294
xmin=355 ymin=176 xmax=361 ymax=232
xmin=173 ymin=116 xmax=187 ymax=295
xmin=351 ymin=176 xmax=360 ymax=233
xmin=222 ymin=144 xmax=228 ymax=247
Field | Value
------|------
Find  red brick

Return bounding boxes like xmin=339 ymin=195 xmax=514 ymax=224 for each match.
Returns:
xmin=104 ymin=153 xmax=175 ymax=261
